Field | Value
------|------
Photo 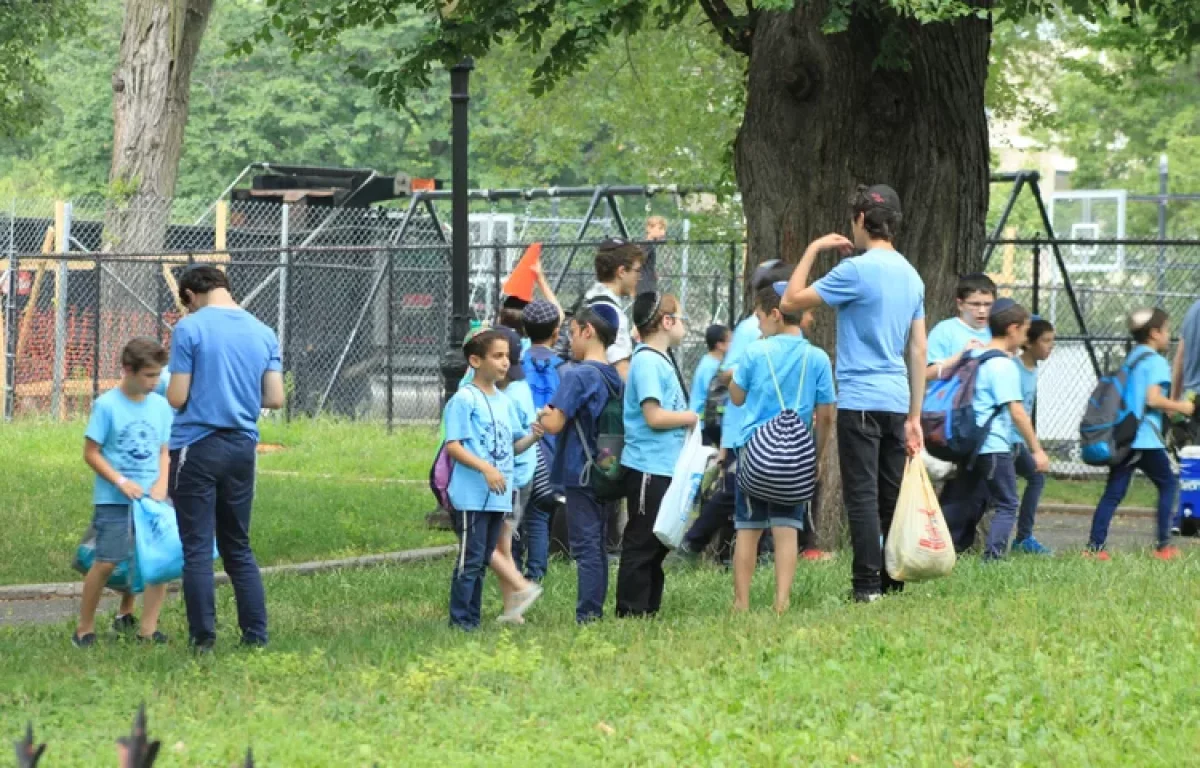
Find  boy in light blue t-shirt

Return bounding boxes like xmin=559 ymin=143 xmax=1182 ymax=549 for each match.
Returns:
xmin=940 ymin=300 xmax=1048 ymax=559
xmin=1010 ymin=317 xmax=1055 ymax=555
xmin=690 ymin=324 xmax=730 ymax=424
xmin=74 ymin=338 xmax=174 ymax=649
xmin=926 ymin=273 xmax=995 ymax=382
xmin=1088 ymin=309 xmax=1195 ymax=560
xmin=729 ymin=282 xmax=835 ymax=613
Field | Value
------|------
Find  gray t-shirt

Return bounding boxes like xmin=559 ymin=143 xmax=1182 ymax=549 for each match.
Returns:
xmin=1182 ymin=298 xmax=1200 ymax=394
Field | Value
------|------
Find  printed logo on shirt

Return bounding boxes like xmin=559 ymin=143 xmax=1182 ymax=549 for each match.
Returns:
xmin=116 ymin=420 xmax=158 ymax=467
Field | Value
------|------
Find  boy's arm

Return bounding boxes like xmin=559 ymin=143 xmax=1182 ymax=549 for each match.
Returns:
xmin=445 ymin=440 xmax=507 ymax=493
xmin=1008 ymin=402 xmax=1049 ymax=471
xmin=262 ymin=371 xmax=285 ymax=410
xmin=1171 ymin=341 xmax=1185 ymax=400
xmin=149 ymin=445 xmax=169 ymax=501
xmin=514 ymin=423 xmax=544 ymax=454
xmin=532 ymin=261 xmax=563 ymax=316
xmin=83 ymin=439 xmax=143 ymax=500
xmin=904 ymin=318 xmax=928 ymax=455
xmin=614 ymin=358 xmax=630 ymax=381
xmin=1146 ymin=384 xmax=1196 ymax=417
xmin=813 ymin=403 xmax=835 ymax=462
xmin=780 ymin=234 xmax=854 ymax=313
xmin=166 ymin=374 xmax=191 ymax=411
xmin=641 ymin=400 xmax=699 ymax=431
xmin=728 ymin=381 xmax=747 ymax=407
xmin=166 ymin=323 xmax=194 ymax=410
xmin=540 ymin=407 xmax=566 ymax=435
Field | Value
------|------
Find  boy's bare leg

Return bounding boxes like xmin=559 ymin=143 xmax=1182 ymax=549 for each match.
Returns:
xmin=733 ymin=530 xmax=763 ymax=612
xmin=139 ymin=584 xmax=168 ymax=636
xmin=772 ymin=526 xmax=799 ymax=615
xmin=117 ymin=591 xmax=136 ymax=617
xmin=490 ymin=524 xmax=531 ymax=608
xmin=77 ymin=562 xmax=117 ymax=636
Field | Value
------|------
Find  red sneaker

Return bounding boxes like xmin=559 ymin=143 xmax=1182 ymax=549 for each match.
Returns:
xmin=1152 ymin=546 xmax=1182 ymax=561
xmin=801 ymin=549 xmax=834 ymax=562
xmin=1083 ymin=549 xmax=1112 ymax=562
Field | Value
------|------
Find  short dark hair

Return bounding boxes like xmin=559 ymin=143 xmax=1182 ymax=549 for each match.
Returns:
xmin=1026 ymin=318 xmax=1055 ymax=346
xmin=988 ymin=302 xmax=1031 ymax=337
xmin=755 ymin=285 xmax=805 ymax=327
xmin=121 ymin=337 xmax=168 ymax=373
xmin=525 ymin=316 xmax=559 ymax=345
xmin=850 ymin=185 xmax=902 ymax=241
xmin=957 ymin=273 xmax=997 ymax=301
xmin=497 ymin=307 xmax=525 ymax=337
xmin=573 ymin=306 xmax=616 ymax=348
xmin=463 ymin=329 xmax=507 ymax=363
xmin=594 ymin=240 xmax=645 ymax=283
xmin=705 ymin=324 xmax=730 ymax=350
xmin=1130 ymin=308 xmax=1169 ymax=345
xmin=178 ymin=265 xmax=230 ymax=305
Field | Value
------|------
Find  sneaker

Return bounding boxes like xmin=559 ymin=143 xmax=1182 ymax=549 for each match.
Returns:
xmin=191 ymin=639 xmax=216 ymax=655
xmin=1152 ymin=545 xmax=1182 ymax=561
xmin=112 ymin=613 xmax=139 ymax=634
xmin=502 ymin=584 xmax=543 ymax=621
xmin=136 ymin=631 xmax=169 ymax=645
xmin=801 ymin=549 xmax=834 ymax=562
xmin=72 ymin=632 xmax=97 ymax=649
xmin=1082 ymin=549 xmax=1112 ymax=562
xmin=1012 ymin=537 xmax=1052 ymax=555
xmin=496 ymin=613 xmax=527 ymax=626
xmin=852 ymin=590 xmax=882 ymax=604
xmin=1171 ymin=526 xmax=1182 ymax=537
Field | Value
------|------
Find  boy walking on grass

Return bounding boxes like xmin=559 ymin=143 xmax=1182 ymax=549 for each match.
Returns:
xmin=74 ymin=338 xmax=174 ymax=648
xmin=1011 ymin=317 xmax=1055 ymax=555
xmin=926 ymin=274 xmax=996 ymax=381
xmin=443 ymin=328 xmax=543 ymax=631
xmin=941 ymin=299 xmax=1050 ymax=558
xmin=729 ymin=283 xmax=835 ymax=613
xmin=1087 ymin=308 xmax=1195 ymax=561
xmin=539 ymin=304 xmax=624 ymax=623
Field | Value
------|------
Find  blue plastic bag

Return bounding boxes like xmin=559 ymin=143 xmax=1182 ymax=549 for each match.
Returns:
xmin=131 ymin=498 xmax=220 ymax=592
xmin=72 ymin=525 xmax=133 ymax=593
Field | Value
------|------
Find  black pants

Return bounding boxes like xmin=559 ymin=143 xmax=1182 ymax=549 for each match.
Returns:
xmin=837 ymin=410 xmax=908 ymax=595
xmin=616 ymin=470 xmax=671 ymax=618
xmin=683 ymin=451 xmax=736 ymax=558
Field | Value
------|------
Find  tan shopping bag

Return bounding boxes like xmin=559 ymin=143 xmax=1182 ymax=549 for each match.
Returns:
xmin=885 ymin=458 xmax=956 ymax=582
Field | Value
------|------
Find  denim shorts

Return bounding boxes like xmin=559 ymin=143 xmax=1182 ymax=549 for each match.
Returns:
xmin=733 ymin=484 xmax=806 ymax=531
xmin=507 ymin=483 xmax=532 ymax=530
xmin=92 ymin=503 xmax=134 ymax=562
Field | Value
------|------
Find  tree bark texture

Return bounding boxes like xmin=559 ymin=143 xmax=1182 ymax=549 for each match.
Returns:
xmin=102 ymin=0 xmax=213 ymax=370
xmin=734 ymin=2 xmax=992 ymax=547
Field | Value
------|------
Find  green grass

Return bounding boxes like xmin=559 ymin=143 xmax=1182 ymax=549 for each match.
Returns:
xmin=0 ymin=419 xmax=451 ymax=586
xmin=2 ymin=553 xmax=1198 ymax=765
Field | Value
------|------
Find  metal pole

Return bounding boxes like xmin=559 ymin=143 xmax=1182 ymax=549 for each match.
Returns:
xmin=982 ymin=173 xmax=1027 ymax=269
xmin=93 ymin=256 xmax=102 ymax=401
xmin=680 ymin=218 xmax=690 ymax=321
xmin=52 ymin=202 xmax=71 ymax=419
xmin=1156 ymin=154 xmax=1168 ymax=305
xmin=727 ymin=241 xmax=737 ymax=327
xmin=386 ymin=249 xmax=395 ymax=433
xmin=3 ymin=200 xmax=15 ymax=420
xmin=316 ymin=263 xmax=389 ymax=415
xmin=1031 ymin=238 xmax=1041 ymax=318
xmin=279 ymin=204 xmax=289 ymax=369
xmin=439 ymin=57 xmax=474 ymax=405
xmin=551 ymin=187 xmax=606 ymax=294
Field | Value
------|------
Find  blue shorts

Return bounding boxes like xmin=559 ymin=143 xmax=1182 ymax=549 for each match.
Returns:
xmin=733 ymin=484 xmax=806 ymax=531
xmin=92 ymin=504 xmax=133 ymax=563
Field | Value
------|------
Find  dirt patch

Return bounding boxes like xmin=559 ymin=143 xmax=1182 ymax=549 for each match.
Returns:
xmin=257 ymin=443 xmax=285 ymax=454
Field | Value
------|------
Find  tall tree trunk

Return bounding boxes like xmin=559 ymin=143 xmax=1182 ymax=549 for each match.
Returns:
xmin=734 ymin=3 xmax=991 ymax=548
xmin=102 ymin=0 xmax=213 ymax=367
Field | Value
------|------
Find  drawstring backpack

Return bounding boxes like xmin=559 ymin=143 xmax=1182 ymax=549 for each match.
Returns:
xmin=737 ymin=347 xmax=818 ymax=506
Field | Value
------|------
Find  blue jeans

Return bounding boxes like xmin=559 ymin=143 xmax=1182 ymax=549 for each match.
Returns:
xmin=1089 ymin=448 xmax=1177 ymax=550
xmin=1012 ymin=444 xmax=1046 ymax=542
xmin=566 ymin=487 xmax=608 ymax=623
xmin=448 ymin=510 xmax=504 ymax=630
xmin=170 ymin=431 xmax=267 ymax=646
xmin=514 ymin=497 xmax=553 ymax=582
xmin=940 ymin=452 xmax=1020 ymax=559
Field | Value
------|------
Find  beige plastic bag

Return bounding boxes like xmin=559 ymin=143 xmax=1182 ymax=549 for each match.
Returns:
xmin=885 ymin=458 xmax=956 ymax=582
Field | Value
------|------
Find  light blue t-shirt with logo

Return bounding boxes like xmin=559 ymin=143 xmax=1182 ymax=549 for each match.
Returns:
xmin=733 ymin=334 xmax=835 ymax=447
xmin=1125 ymin=345 xmax=1172 ymax=451
xmin=720 ymin=315 xmax=762 ymax=449
xmin=504 ymin=379 xmax=539 ymax=489
xmin=689 ymin=353 xmax=721 ymax=416
xmin=814 ymin=249 xmax=925 ymax=414
xmin=168 ymin=307 xmax=282 ymax=450
xmin=444 ymin=385 xmax=522 ymax=513
xmin=85 ymin=389 xmax=174 ymax=505
xmin=622 ymin=345 xmax=688 ymax=477
xmin=970 ymin=349 xmax=1022 ymax=455
xmin=1012 ymin=359 xmax=1038 ymax=445
xmin=928 ymin=318 xmax=991 ymax=365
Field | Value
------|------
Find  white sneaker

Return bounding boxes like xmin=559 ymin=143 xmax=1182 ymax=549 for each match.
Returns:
xmin=502 ymin=584 xmax=544 ymax=621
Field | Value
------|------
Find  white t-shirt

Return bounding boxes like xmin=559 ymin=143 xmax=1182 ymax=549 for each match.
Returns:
xmin=583 ymin=283 xmax=633 ymax=365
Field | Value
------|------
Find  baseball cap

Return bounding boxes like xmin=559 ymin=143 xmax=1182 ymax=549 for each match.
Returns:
xmin=522 ymin=299 xmax=559 ymax=327
xmin=862 ymin=184 xmax=902 ymax=215
xmin=750 ymin=259 xmax=782 ymax=292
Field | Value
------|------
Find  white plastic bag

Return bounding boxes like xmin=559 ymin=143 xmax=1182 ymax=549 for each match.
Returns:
xmin=654 ymin=428 xmax=716 ymax=549
xmin=885 ymin=458 xmax=956 ymax=582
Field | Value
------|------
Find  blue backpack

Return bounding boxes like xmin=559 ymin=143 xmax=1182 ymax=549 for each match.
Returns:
xmin=522 ymin=349 xmax=565 ymax=411
xmin=1079 ymin=349 xmax=1155 ymax=467
xmin=921 ymin=350 xmax=1010 ymax=465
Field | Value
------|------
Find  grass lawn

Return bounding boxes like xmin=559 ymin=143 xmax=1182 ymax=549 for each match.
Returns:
xmin=2 ymin=553 xmax=1198 ymax=765
xmin=0 ymin=419 xmax=452 ymax=586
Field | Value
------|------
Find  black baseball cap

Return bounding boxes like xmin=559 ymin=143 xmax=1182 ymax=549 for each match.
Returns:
xmin=862 ymin=184 xmax=902 ymax=215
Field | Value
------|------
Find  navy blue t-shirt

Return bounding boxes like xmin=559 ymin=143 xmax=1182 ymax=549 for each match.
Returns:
xmin=548 ymin=361 xmax=622 ymax=489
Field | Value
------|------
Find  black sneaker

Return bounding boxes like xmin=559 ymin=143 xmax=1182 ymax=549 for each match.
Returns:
xmin=112 ymin=614 xmax=139 ymax=634
xmin=191 ymin=639 xmax=216 ymax=655
xmin=852 ymin=590 xmax=882 ymax=604
xmin=239 ymin=637 xmax=269 ymax=650
xmin=72 ymin=632 xmax=97 ymax=648
xmin=137 ymin=631 xmax=169 ymax=645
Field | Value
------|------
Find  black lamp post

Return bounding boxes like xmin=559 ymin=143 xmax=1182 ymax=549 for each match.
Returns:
xmin=439 ymin=56 xmax=475 ymax=404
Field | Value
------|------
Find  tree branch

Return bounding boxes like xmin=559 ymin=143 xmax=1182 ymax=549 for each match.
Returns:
xmin=697 ymin=0 xmax=753 ymax=56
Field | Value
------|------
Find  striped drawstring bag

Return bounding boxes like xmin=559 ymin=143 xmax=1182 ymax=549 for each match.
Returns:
xmin=737 ymin=347 xmax=817 ymax=506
